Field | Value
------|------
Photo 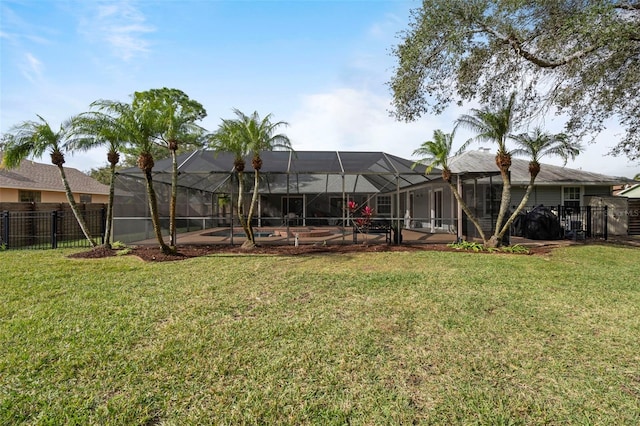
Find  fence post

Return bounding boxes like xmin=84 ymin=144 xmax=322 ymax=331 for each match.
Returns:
xmin=51 ymin=211 xmax=58 ymax=249
xmin=101 ymin=207 xmax=106 ymax=245
xmin=604 ymin=205 xmax=608 ymax=241
xmin=2 ymin=211 xmax=9 ymax=249
xmin=586 ymin=206 xmax=592 ymax=238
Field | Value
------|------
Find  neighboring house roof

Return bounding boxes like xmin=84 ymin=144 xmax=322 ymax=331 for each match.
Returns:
xmin=448 ymin=150 xmax=625 ymax=186
xmin=0 ymin=156 xmax=109 ymax=195
xmin=617 ymin=183 xmax=640 ymax=198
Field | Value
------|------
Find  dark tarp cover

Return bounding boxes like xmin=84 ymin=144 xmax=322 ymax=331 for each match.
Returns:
xmin=513 ymin=206 xmax=563 ymax=240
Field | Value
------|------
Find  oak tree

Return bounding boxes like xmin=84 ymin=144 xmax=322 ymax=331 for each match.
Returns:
xmin=390 ymin=0 xmax=640 ymax=159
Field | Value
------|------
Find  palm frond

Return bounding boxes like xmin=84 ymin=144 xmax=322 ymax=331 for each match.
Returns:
xmin=1 ymin=116 xmax=66 ymax=168
xmin=455 ymin=92 xmax=518 ymax=153
xmin=511 ymin=127 xmax=582 ymax=169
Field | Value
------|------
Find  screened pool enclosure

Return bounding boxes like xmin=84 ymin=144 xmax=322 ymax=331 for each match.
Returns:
xmin=112 ymin=150 xmax=441 ymax=244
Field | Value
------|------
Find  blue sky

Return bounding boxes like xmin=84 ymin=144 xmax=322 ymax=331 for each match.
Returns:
xmin=1 ymin=0 xmax=638 ymax=178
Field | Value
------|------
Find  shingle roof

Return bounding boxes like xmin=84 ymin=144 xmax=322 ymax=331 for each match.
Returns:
xmin=0 ymin=155 xmax=109 ymax=195
xmin=448 ymin=150 xmax=625 ymax=186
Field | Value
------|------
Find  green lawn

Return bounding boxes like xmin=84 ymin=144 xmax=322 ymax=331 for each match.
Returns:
xmin=1 ymin=245 xmax=639 ymax=425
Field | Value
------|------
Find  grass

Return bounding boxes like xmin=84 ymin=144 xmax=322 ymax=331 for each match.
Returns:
xmin=1 ymin=244 xmax=639 ymax=424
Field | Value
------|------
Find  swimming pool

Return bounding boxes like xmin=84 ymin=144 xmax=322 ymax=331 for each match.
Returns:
xmin=202 ymin=230 xmax=274 ymax=238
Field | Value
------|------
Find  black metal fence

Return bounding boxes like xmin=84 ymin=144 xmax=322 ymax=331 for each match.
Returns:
xmin=557 ymin=205 xmax=608 ymax=240
xmin=0 ymin=209 xmax=106 ymax=250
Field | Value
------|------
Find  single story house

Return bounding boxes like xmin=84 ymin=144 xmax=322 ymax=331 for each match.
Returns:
xmin=402 ymin=149 xmax=627 ymax=238
xmin=0 ymin=155 xmax=109 ymax=204
xmin=112 ymin=149 xmax=630 ymax=241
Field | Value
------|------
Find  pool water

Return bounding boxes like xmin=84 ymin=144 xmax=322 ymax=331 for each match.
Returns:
xmin=203 ymin=230 xmax=274 ymax=238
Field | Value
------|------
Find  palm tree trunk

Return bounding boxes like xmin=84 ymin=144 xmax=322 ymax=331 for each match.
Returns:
xmin=488 ymin=169 xmax=512 ymax=248
xmin=169 ymin=149 xmax=178 ymax=248
xmin=447 ymin=181 xmax=487 ymax=244
xmin=245 ymin=169 xmax=261 ymax=246
xmin=143 ymin=170 xmax=172 ymax=254
xmin=497 ymin=174 xmax=537 ymax=240
xmin=57 ymin=165 xmax=97 ymax=248
xmin=103 ymin=163 xmax=117 ymax=248
xmin=236 ymin=171 xmax=252 ymax=246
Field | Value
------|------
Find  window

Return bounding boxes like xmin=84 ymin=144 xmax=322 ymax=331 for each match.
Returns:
xmin=19 ymin=190 xmax=41 ymax=202
xmin=563 ymin=187 xmax=581 ymax=209
xmin=79 ymin=194 xmax=92 ymax=203
xmin=376 ymin=195 xmax=391 ymax=216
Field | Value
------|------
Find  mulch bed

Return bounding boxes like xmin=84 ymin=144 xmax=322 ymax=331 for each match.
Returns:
xmin=67 ymin=242 xmax=559 ymax=262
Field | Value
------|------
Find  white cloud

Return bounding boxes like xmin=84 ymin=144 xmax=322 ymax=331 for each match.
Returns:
xmin=79 ymin=1 xmax=155 ymax=61
xmin=21 ymin=52 xmax=44 ymax=82
xmin=287 ymin=88 xmax=455 ymax=159
xmin=286 ymin=88 xmax=639 ymax=178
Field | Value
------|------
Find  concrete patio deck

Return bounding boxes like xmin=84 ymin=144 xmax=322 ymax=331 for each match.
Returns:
xmin=130 ymin=225 xmax=599 ymax=249
xmin=132 ymin=226 xmax=460 ymax=247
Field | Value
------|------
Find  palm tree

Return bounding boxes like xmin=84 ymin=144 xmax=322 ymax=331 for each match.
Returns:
xmin=67 ymin=110 xmax=127 ymax=248
xmin=502 ymin=128 xmax=581 ymax=234
xmin=92 ymin=99 xmax=173 ymax=254
xmin=1 ymin=115 xmax=97 ymax=247
xmin=412 ymin=129 xmax=487 ymax=242
xmin=132 ymin=88 xmax=207 ymax=248
xmin=234 ymin=110 xmax=292 ymax=248
xmin=208 ymin=118 xmax=253 ymax=243
xmin=455 ymin=93 xmax=518 ymax=247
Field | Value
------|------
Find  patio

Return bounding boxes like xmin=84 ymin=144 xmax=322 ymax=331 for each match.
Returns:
xmin=131 ymin=225 xmax=458 ymax=246
xmin=113 ymin=150 xmax=444 ymax=244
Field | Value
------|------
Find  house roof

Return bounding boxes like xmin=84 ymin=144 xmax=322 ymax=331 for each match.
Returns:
xmin=117 ymin=150 xmax=440 ymax=194
xmin=448 ymin=150 xmax=626 ymax=186
xmin=0 ymin=155 xmax=110 ymax=195
xmin=617 ymin=183 xmax=640 ymax=198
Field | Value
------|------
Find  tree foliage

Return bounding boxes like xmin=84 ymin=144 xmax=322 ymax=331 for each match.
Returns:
xmin=87 ymin=166 xmax=114 ymax=186
xmin=455 ymin=94 xmax=519 ymax=247
xmin=412 ymin=129 xmax=488 ymax=242
xmin=90 ymin=98 xmax=173 ymax=253
xmin=1 ymin=115 xmax=97 ymax=247
xmin=132 ymin=88 xmax=207 ymax=247
xmin=390 ymin=0 xmax=640 ymax=159
xmin=207 ymin=109 xmax=291 ymax=249
xmin=118 ymin=89 xmax=206 ymax=167
xmin=67 ymin=110 xmax=130 ymax=248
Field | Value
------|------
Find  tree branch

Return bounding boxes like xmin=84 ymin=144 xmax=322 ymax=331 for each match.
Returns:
xmin=475 ymin=20 xmax=602 ymax=68
xmin=615 ymin=2 xmax=640 ymax=11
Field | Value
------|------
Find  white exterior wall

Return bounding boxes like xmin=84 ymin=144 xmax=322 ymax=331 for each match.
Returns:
xmin=510 ymin=186 xmax=562 ymax=209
